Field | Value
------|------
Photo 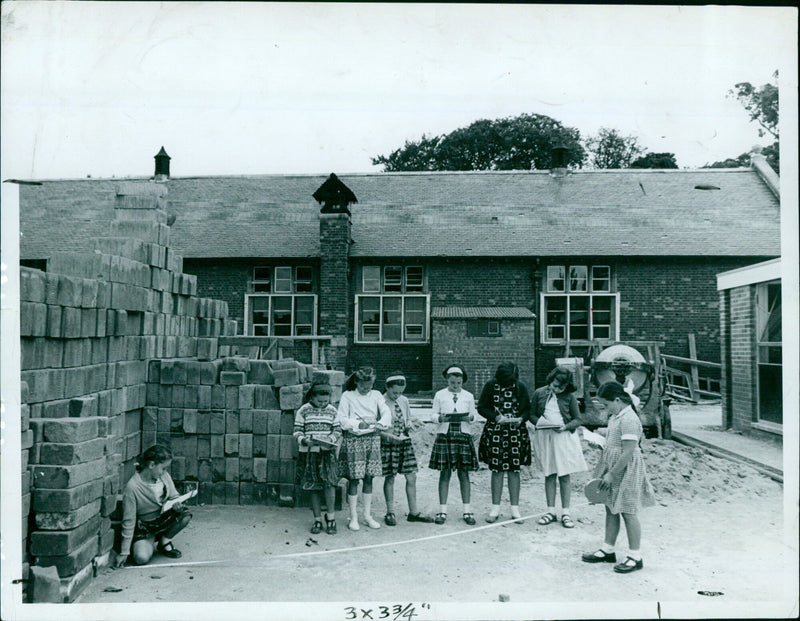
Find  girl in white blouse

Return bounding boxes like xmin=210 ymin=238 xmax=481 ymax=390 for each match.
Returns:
xmin=336 ymin=366 xmax=392 ymax=531
xmin=428 ymin=364 xmax=481 ymax=526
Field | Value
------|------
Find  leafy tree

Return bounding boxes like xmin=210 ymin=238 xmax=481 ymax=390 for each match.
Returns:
xmin=703 ymin=143 xmax=778 ymax=172
xmin=729 ymin=71 xmax=779 ymax=140
xmin=584 ymin=127 xmax=644 ymax=169
xmin=372 ymin=113 xmax=585 ymax=172
xmin=630 ymin=152 xmax=679 ymax=169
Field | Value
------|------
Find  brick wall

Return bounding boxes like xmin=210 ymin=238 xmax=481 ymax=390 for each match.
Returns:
xmin=432 ymin=319 xmax=536 ymax=395
xmin=348 ymin=344 xmax=433 ymax=394
xmin=427 ymin=258 xmax=536 ymax=308
xmin=319 ymin=213 xmax=350 ymax=369
xmin=719 ymin=289 xmax=732 ymax=427
xmin=182 ymin=259 xmax=251 ymax=330
xmin=727 ymin=285 xmax=757 ymax=431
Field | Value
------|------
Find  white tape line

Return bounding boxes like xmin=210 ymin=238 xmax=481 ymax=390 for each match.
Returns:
xmin=126 ymin=510 xmax=559 ymax=570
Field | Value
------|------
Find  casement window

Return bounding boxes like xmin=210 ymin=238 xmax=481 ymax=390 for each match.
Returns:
xmin=755 ymin=280 xmax=782 ymax=425
xmin=355 ymin=295 xmax=430 ymax=343
xmin=245 ymin=294 xmax=317 ymax=336
xmin=541 ymin=264 xmax=618 ymax=344
xmin=251 ymin=266 xmax=314 ymax=294
xmin=361 ymin=265 xmax=426 ymax=293
xmin=466 ymin=320 xmax=502 ymax=338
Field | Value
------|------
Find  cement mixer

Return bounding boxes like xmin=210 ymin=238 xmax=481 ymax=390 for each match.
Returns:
xmin=580 ymin=343 xmax=672 ymax=439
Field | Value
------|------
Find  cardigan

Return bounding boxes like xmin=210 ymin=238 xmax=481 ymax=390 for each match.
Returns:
xmin=530 ymin=386 xmax=583 ymax=431
xmin=336 ymin=389 xmax=392 ymax=435
xmin=476 ymin=380 xmax=532 ymax=423
xmin=381 ymin=393 xmax=412 ymax=440
xmin=119 ymin=471 xmax=180 ymax=556
xmin=430 ymin=388 xmax=480 ymax=434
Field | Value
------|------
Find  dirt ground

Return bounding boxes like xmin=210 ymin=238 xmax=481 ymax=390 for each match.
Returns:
xmin=77 ymin=407 xmax=791 ymax=616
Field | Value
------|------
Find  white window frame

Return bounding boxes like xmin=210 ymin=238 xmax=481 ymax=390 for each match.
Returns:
xmin=244 ymin=294 xmax=318 ymax=336
xmin=755 ymin=280 xmax=782 ymax=426
xmin=362 ymin=266 xmax=381 ymax=293
xmin=383 ymin=266 xmax=403 ymax=292
xmin=405 ymin=266 xmax=425 ymax=291
xmin=295 ymin=266 xmax=313 ymax=292
xmin=354 ymin=294 xmax=431 ymax=344
xmin=252 ymin=267 xmax=272 ymax=293
xmin=273 ymin=267 xmax=293 ymax=293
xmin=540 ymin=293 xmax=620 ymax=344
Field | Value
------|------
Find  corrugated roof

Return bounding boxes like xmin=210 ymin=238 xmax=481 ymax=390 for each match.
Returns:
xmin=432 ymin=307 xmax=535 ymax=319
xmin=18 ymin=168 xmax=780 ymax=260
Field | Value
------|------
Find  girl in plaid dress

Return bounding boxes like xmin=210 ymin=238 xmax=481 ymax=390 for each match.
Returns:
xmin=429 ymin=364 xmax=480 ymax=526
xmin=294 ymin=382 xmax=342 ymax=535
xmin=336 ymin=366 xmax=392 ymax=531
xmin=477 ymin=362 xmax=532 ymax=523
xmin=380 ymin=371 xmax=434 ymax=526
xmin=582 ymin=381 xmax=655 ymax=574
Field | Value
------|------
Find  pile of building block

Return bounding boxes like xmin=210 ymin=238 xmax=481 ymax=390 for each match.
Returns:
xmin=141 ymin=356 xmax=345 ymax=507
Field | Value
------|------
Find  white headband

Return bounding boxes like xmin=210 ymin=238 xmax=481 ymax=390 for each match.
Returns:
xmin=386 ymin=375 xmax=406 ymax=383
xmin=445 ymin=367 xmax=463 ymax=376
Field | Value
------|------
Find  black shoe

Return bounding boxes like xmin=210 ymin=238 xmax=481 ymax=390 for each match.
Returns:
xmin=581 ymin=549 xmax=616 ymax=563
xmin=614 ymin=557 xmax=644 ymax=573
xmin=384 ymin=512 xmax=397 ymax=526
xmin=407 ymin=512 xmax=434 ymax=523
xmin=325 ymin=516 xmax=337 ymax=535
xmin=157 ymin=541 xmax=182 ymax=559
xmin=463 ymin=512 xmax=476 ymax=526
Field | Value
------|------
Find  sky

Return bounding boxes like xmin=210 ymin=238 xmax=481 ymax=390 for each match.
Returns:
xmin=0 ymin=3 xmax=796 ymax=181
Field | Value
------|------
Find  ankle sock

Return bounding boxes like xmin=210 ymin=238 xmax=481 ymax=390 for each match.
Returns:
xmin=363 ymin=493 xmax=373 ymax=516
xmin=348 ymin=495 xmax=358 ymax=521
xmin=600 ymin=543 xmax=615 ymax=554
xmin=510 ymin=505 xmax=521 ymax=518
xmin=489 ymin=504 xmax=501 ymax=517
xmin=462 ymin=503 xmax=471 ymax=514
xmin=439 ymin=504 xmax=447 ymax=514
xmin=627 ymin=550 xmax=642 ymax=561
xmin=547 ymin=506 xmax=556 ymax=515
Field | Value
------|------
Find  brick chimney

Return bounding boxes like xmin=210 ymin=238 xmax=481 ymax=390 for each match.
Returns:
xmin=550 ymin=145 xmax=569 ymax=177
xmin=154 ymin=147 xmax=171 ymax=182
xmin=314 ymin=174 xmax=357 ymax=370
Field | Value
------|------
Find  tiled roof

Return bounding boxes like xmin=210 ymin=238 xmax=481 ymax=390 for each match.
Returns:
xmin=432 ymin=307 xmax=535 ymax=319
xmin=18 ymin=169 xmax=780 ymax=260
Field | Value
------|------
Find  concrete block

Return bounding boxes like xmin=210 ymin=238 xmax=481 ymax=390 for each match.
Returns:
xmin=197 ymin=361 xmax=219 ymax=385
xmin=224 ymin=481 xmax=239 ymax=504
xmin=170 ymin=409 xmax=183 ymax=432
xmin=279 ymin=436 xmax=294 ymax=459
xmin=56 ymin=275 xmax=83 ymax=307
xmin=266 ymin=436 xmax=280 ymax=460
xmin=254 ymin=385 xmax=279 ymax=409
xmin=273 ymin=367 xmax=300 ymax=387
xmin=30 ymin=514 xmax=101 ymax=555
xmin=69 ymin=395 xmax=98 ymax=418
xmin=42 ymin=399 xmax=71 ymax=419
xmin=239 ymin=434 xmax=253 ymax=458
xmin=252 ymin=410 xmax=268 ymax=435
xmin=210 ymin=435 xmax=224 ymax=458
xmin=125 ymin=432 xmax=141 ymax=460
xmin=22 ymin=428 xmax=35 ymax=450
xmin=45 ymin=305 xmax=63 ymax=337
xmin=239 ymin=458 xmax=254 ymax=482
xmin=197 ymin=338 xmax=219 ymax=362
xmin=220 ymin=371 xmax=246 ymax=386
xmin=209 ymin=410 xmax=225 ymax=434
xmin=197 ymin=385 xmax=212 ymax=409
xmin=225 ymin=386 xmax=239 ymax=410
xmin=312 ymin=369 xmax=346 ymax=386
xmin=183 ymin=409 xmax=198 ymax=434
xmin=279 ymin=384 xmax=304 ymax=410
xmin=267 ymin=460 xmax=281 ymax=484
xmin=35 ymin=534 xmax=98 ymax=581
xmin=42 ymin=418 xmax=101 ymax=443
xmin=222 ymin=356 xmax=250 ymax=373
xmin=196 ymin=410 xmax=211 ymax=434
xmin=32 ymin=458 xmax=107 ymax=489
xmin=160 ymin=359 xmax=175 ymax=384
xmin=211 ymin=481 xmax=225 ymax=504
xmin=80 ymin=308 xmax=97 ymax=338
xmin=239 ymin=481 xmax=254 ymax=505
xmin=29 ymin=565 xmax=63 ymax=603
xmin=80 ymin=278 xmax=98 ymax=308
xmin=197 ymin=481 xmax=212 ymax=505
xmin=22 ymin=403 xmax=31 ymax=432
xmin=39 ymin=437 xmax=107 ymax=465
xmin=279 ymin=462 xmax=295 ymax=485
xmin=247 ymin=360 xmax=274 ymax=385
xmin=212 ymin=458 xmax=226 ymax=482
xmin=197 ymin=436 xmax=211 ymax=459
xmin=142 ymin=407 xmax=157 ymax=432
xmin=252 ymin=434 xmax=267 ymax=457
xmin=35 ymin=498 xmax=102 ymax=530
xmin=45 ymin=272 xmax=60 ymax=304
xmin=239 ymin=409 xmax=253 ymax=433
xmin=172 ymin=385 xmax=185 ymax=408
xmin=253 ymin=457 xmax=268 ymax=483
xmin=20 ymin=267 xmax=47 ymax=303
xmin=225 ymin=458 xmax=239 ymax=481
xmin=280 ymin=411 xmax=295 ymax=435
xmin=171 ymin=456 xmax=185 ymax=481
xmin=173 ymin=361 xmax=188 ymax=385
xmin=238 ymin=384 xmax=255 ymax=409
xmin=266 ymin=410 xmax=282 ymax=435
xmin=224 ymin=434 xmax=239 ymax=456
xmin=211 ymin=385 xmax=226 ymax=409
xmin=183 ymin=384 xmax=199 ymax=408
xmin=61 ymin=306 xmax=82 ymax=338
xmin=198 ymin=459 xmax=213 ymax=483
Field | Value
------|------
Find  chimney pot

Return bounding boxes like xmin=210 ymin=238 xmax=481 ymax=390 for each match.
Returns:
xmin=154 ymin=146 xmax=171 ymax=181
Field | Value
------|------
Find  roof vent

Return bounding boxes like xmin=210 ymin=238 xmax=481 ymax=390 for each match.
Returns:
xmin=154 ymin=147 xmax=171 ymax=182
xmin=550 ymin=145 xmax=570 ymax=177
xmin=694 ymin=184 xmax=720 ymax=190
xmin=313 ymin=173 xmax=358 ymax=215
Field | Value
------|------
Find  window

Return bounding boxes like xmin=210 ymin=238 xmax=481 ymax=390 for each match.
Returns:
xmin=361 ymin=266 xmax=426 ymax=293
xmin=756 ymin=281 xmax=782 ymax=425
xmin=355 ymin=295 xmax=430 ymax=343
xmin=466 ymin=320 xmax=502 ymax=337
xmin=245 ymin=294 xmax=317 ymax=336
xmin=252 ymin=266 xmax=314 ymax=294
xmin=541 ymin=264 xmax=617 ymax=344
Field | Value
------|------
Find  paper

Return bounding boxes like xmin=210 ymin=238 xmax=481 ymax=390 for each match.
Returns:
xmin=161 ymin=488 xmax=197 ymax=513
xmin=580 ymin=427 xmax=607 ymax=448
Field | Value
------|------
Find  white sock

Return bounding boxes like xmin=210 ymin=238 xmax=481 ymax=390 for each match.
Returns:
xmin=600 ymin=543 xmax=615 ymax=554
xmin=439 ymin=504 xmax=447 ymax=514
xmin=348 ymin=495 xmax=358 ymax=521
xmin=510 ymin=505 xmax=521 ymax=518
xmin=363 ymin=492 xmax=373 ymax=516
xmin=627 ymin=550 xmax=642 ymax=561
xmin=562 ymin=508 xmax=570 ymax=516
xmin=547 ymin=506 xmax=556 ymax=515
xmin=489 ymin=504 xmax=501 ymax=517
xmin=463 ymin=503 xmax=471 ymax=514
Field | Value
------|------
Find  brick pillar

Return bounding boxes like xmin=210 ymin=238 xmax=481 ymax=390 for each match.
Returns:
xmin=719 ymin=289 xmax=732 ymax=428
xmin=319 ymin=213 xmax=350 ymax=370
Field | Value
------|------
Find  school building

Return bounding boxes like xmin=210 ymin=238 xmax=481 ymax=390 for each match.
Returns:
xmin=19 ymin=149 xmax=780 ymax=394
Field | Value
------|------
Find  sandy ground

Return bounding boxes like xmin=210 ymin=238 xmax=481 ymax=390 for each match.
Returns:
xmin=77 ymin=408 xmax=790 ymax=614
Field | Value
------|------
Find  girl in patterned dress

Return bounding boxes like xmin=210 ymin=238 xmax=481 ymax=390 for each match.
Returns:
xmin=336 ymin=366 xmax=392 ymax=531
xmin=477 ymin=362 xmax=532 ymax=523
xmin=380 ymin=371 xmax=434 ymax=526
xmin=294 ymin=382 xmax=342 ymax=535
xmin=581 ymin=381 xmax=655 ymax=574
xmin=429 ymin=364 xmax=481 ymax=526
xmin=530 ymin=366 xmax=588 ymax=529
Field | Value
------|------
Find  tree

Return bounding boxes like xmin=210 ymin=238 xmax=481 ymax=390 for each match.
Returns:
xmin=630 ymin=152 xmax=679 ymax=169
xmin=728 ymin=71 xmax=779 ymax=140
xmin=372 ymin=113 xmax=585 ymax=172
xmin=584 ymin=127 xmax=644 ymax=169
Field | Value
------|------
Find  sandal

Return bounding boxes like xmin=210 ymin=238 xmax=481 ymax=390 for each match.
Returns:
xmin=325 ymin=516 xmax=337 ymax=535
xmin=463 ymin=512 xmax=476 ymax=526
xmin=537 ymin=512 xmax=558 ymax=525
xmin=581 ymin=549 xmax=617 ymax=564
xmin=561 ymin=515 xmax=575 ymax=529
xmin=434 ymin=512 xmax=447 ymax=525
xmin=485 ymin=513 xmax=501 ymax=523
xmin=310 ymin=520 xmax=324 ymax=534
xmin=614 ymin=556 xmax=644 ymax=573
xmin=384 ymin=512 xmax=397 ymax=526
xmin=157 ymin=541 xmax=182 ymax=559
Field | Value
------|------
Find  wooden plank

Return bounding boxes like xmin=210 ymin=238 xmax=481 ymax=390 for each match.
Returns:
xmin=661 ymin=354 xmax=721 ymax=370
xmin=688 ymin=334 xmax=700 ymax=399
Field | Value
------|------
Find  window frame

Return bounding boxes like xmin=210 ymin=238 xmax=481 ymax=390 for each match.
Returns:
xmin=354 ymin=294 xmax=431 ymax=344
xmin=244 ymin=293 xmax=318 ymax=337
xmin=540 ymin=292 xmax=620 ymax=344
xmin=361 ymin=265 xmax=427 ymax=293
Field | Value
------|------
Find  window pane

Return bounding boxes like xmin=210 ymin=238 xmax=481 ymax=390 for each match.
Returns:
xmin=253 ymin=282 xmax=271 ymax=293
xmin=274 ymin=267 xmax=292 ymax=293
xmin=295 ymin=296 xmax=314 ymax=327
xmin=545 ymin=297 xmax=566 ymax=339
xmin=362 ymin=324 xmax=380 ymax=341
xmin=359 ymin=296 xmax=380 ymax=341
xmin=295 ymin=266 xmax=313 ymax=292
xmin=251 ymin=297 xmax=270 ymax=311
xmin=547 ymin=325 xmax=565 ymax=340
xmin=568 ymin=266 xmax=588 ymax=292
xmin=254 ymin=325 xmax=269 ymax=336
xmin=405 ymin=266 xmax=424 ymax=291
xmin=569 ymin=296 xmax=589 ymax=340
xmin=254 ymin=267 xmax=271 ymax=281
xmin=591 ymin=266 xmax=611 ymax=292
xmin=547 ymin=266 xmax=565 ymax=292
xmin=383 ymin=296 xmax=402 ymax=341
xmin=487 ymin=321 xmax=500 ymax=335
xmin=404 ymin=297 xmax=426 ymax=341
xmin=363 ymin=267 xmax=380 ymax=293
xmin=759 ymin=345 xmax=782 ymax=365
xmin=384 ymin=266 xmax=403 ymax=292
xmin=591 ymin=296 xmax=612 ymax=336
xmin=271 ymin=296 xmax=292 ymax=336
